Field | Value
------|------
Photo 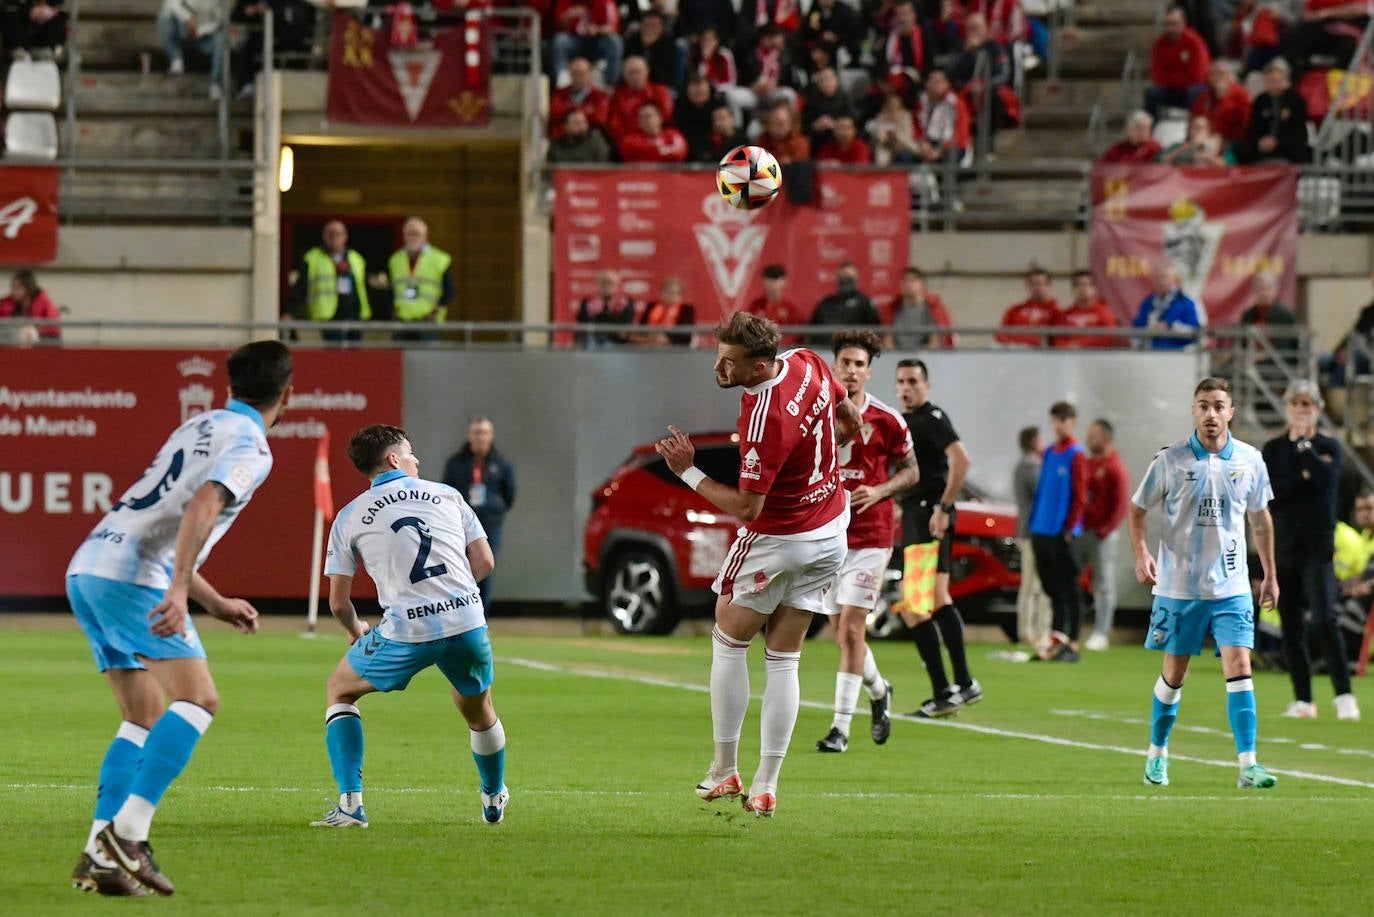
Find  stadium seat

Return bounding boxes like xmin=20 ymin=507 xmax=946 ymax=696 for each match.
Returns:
xmin=1297 ymin=174 xmax=1341 ymax=229
xmin=4 ymin=59 xmax=61 ymax=111
xmin=1152 ymin=116 xmax=1188 ymax=149
xmin=4 ymin=111 xmax=59 ymax=160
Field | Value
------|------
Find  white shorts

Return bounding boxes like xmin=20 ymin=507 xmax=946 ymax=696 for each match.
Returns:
xmin=824 ymin=546 xmax=893 ymax=614
xmin=712 ymin=528 xmax=847 ymax=616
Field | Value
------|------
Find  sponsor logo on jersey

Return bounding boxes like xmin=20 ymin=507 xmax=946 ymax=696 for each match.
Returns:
xmin=740 ymin=447 xmax=762 ymax=481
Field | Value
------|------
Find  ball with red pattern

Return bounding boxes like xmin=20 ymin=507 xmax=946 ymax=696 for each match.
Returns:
xmin=716 ymin=145 xmax=782 ymax=210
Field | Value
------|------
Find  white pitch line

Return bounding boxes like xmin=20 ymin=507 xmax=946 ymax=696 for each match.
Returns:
xmin=1050 ymin=708 xmax=1374 ymax=760
xmin=499 ymin=657 xmax=1374 ymax=791
xmin=7 ymin=783 xmax=1374 ymax=805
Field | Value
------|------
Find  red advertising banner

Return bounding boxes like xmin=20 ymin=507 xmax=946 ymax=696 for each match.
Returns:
xmin=552 ymin=168 xmax=911 ymax=332
xmin=325 ymin=10 xmax=491 ymax=127
xmin=0 ymin=165 xmax=59 ymax=264
xmin=0 ymin=349 xmax=403 ymax=598
xmin=1090 ymin=164 xmax=1298 ymax=326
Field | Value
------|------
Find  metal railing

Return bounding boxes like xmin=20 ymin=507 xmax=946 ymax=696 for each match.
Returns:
xmin=1311 ymin=17 xmax=1374 ymax=162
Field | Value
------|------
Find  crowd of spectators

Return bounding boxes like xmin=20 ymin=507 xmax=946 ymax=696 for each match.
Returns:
xmin=1129 ymin=1 xmax=1370 ymax=169
xmin=541 ymin=0 xmax=1046 ymax=166
xmin=157 ymin=0 xmax=317 ymax=100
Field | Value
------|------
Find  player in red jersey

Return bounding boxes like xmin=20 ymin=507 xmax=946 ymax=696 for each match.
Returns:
xmin=656 ymin=312 xmax=861 ymax=817
xmin=815 ymin=330 xmax=918 ymax=754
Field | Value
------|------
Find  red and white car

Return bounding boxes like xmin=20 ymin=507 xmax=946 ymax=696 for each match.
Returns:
xmin=584 ymin=432 xmax=1022 ymax=638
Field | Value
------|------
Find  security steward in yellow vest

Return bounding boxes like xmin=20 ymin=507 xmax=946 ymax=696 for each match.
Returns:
xmin=387 ymin=217 xmax=454 ymax=342
xmin=289 ymin=220 xmax=371 ymax=343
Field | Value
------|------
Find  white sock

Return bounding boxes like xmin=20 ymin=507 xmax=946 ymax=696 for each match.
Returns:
xmin=85 ymin=820 xmax=114 ymax=864
xmin=115 ymin=795 xmax=157 ymax=843
xmin=1148 ymin=744 xmax=1167 ymax=758
xmin=752 ymin=648 xmax=801 ymax=796
xmin=470 ymin=719 xmax=506 ymax=755
xmin=340 ymin=791 xmax=363 ymax=812
xmin=862 ymin=646 xmax=887 ymax=700
xmin=831 ymin=672 xmax=862 ymax=734
xmin=710 ymin=627 xmax=751 ymax=776
xmin=1238 ymin=751 xmax=1257 ymax=768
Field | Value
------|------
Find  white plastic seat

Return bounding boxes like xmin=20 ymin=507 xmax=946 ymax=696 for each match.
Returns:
xmin=4 ymin=59 xmax=61 ymax=111
xmin=1152 ymin=116 xmax=1188 ymax=149
xmin=4 ymin=111 xmax=59 ymax=160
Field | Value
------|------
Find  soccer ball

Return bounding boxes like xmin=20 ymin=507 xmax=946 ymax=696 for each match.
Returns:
xmin=717 ymin=145 xmax=782 ymax=210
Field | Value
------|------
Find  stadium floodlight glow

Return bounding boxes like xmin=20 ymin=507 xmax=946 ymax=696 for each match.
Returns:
xmin=278 ymin=145 xmax=294 ymax=193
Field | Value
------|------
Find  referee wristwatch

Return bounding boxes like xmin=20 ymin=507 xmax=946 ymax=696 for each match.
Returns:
xmin=939 ymin=502 xmax=955 ymax=513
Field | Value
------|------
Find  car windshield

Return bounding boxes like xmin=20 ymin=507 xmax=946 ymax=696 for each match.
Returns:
xmin=642 ymin=443 xmax=741 ymax=489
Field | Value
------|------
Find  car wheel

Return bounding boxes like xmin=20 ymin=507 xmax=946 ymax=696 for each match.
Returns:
xmin=603 ymin=549 xmax=680 ymax=635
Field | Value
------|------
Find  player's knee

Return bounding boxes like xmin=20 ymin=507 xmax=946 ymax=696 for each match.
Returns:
xmin=183 ymin=691 xmax=219 ymax=715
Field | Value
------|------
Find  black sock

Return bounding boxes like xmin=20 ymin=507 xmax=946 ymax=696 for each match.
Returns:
xmin=912 ymin=619 xmax=950 ymax=696
xmin=933 ymin=604 xmax=972 ymax=688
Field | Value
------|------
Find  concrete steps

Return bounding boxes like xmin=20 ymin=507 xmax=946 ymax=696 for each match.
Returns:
xmin=67 ymin=117 xmax=227 ymax=159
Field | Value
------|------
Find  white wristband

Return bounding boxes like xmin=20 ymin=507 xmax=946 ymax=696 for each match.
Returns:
xmin=678 ymin=466 xmax=707 ymax=491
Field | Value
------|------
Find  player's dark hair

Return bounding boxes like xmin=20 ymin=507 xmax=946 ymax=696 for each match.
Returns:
xmin=1357 ymin=488 xmax=1374 ymax=501
xmin=227 ymin=340 xmax=292 ymax=408
xmin=1018 ymin=426 xmax=1040 ymax=452
xmin=717 ymin=311 xmax=780 ymax=360
xmin=1049 ymin=401 xmax=1076 ymax=420
xmin=1071 ymin=269 xmax=1093 ymax=283
xmin=762 ymin=263 xmax=786 ymax=280
xmin=832 ymin=329 xmax=882 ymax=361
xmin=1194 ymin=376 xmax=1232 ymax=397
xmin=347 ymin=424 xmax=408 ymax=476
xmin=1093 ymin=418 xmax=1114 ymax=436
xmin=896 ymin=358 xmax=928 ymax=380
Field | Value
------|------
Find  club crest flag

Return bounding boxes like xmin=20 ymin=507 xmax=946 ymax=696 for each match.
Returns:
xmin=1090 ymin=164 xmax=1298 ymax=326
xmin=326 ymin=9 xmax=491 ymax=127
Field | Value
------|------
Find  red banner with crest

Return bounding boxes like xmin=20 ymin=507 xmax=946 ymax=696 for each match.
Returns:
xmin=552 ymin=168 xmax=910 ymax=337
xmin=0 ymin=165 xmax=58 ymax=264
xmin=0 ymin=349 xmax=403 ymax=598
xmin=326 ymin=9 xmax=491 ymax=127
xmin=1089 ymin=164 xmax=1298 ymax=326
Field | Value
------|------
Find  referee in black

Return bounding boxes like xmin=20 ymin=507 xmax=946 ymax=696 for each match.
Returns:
xmin=893 ymin=359 xmax=981 ymax=718
xmin=1261 ymin=380 xmax=1359 ymax=721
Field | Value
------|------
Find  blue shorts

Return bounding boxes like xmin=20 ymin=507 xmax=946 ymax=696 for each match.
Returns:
xmin=66 ymin=574 xmax=207 ymax=672
xmin=1144 ymin=594 xmax=1255 ymax=657
xmin=346 ymin=625 xmax=494 ymax=695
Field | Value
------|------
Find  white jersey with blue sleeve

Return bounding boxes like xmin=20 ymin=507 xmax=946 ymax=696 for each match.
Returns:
xmin=67 ymin=402 xmax=275 ymax=590
xmin=1131 ymin=432 xmax=1272 ymax=601
xmin=326 ymin=469 xmax=489 ymax=642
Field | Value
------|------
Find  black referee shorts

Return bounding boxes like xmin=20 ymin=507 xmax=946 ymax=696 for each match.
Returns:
xmin=901 ymin=501 xmax=954 ymax=574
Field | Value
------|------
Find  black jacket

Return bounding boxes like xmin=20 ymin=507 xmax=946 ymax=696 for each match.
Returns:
xmin=1262 ymin=431 xmax=1340 ymax=558
xmin=1242 ymin=89 xmax=1311 ymax=164
xmin=441 ymin=446 xmax=517 ymax=535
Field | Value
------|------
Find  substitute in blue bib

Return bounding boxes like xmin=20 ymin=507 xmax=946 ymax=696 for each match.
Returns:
xmin=65 ymin=340 xmax=293 ymax=897
xmin=312 ymin=424 xmax=509 ymax=829
xmin=1128 ymin=376 xmax=1280 ymax=791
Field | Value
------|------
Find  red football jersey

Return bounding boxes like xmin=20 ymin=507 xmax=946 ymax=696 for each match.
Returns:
xmin=838 ymin=394 xmax=913 ymax=549
xmin=736 ymin=348 xmax=849 ymax=536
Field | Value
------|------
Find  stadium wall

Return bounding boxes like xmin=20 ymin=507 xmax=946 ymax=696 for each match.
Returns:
xmin=402 ymin=349 xmax=1199 ymax=608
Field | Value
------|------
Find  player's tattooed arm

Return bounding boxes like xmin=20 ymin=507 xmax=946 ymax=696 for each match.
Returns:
xmin=852 ymin=453 xmax=919 ymax=514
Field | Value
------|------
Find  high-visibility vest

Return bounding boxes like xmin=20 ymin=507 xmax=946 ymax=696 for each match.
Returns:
xmin=302 ymin=247 xmax=371 ymax=321
xmin=1335 ymin=521 xmax=1374 ymax=582
xmin=388 ymin=245 xmax=452 ymax=322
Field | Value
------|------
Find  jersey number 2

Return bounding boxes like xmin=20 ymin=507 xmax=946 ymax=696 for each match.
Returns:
xmin=391 ymin=516 xmax=449 ymax=584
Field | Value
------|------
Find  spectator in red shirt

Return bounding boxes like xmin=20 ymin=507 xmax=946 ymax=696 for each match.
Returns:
xmin=996 ymin=268 xmax=1059 ymax=347
xmin=1073 ymin=418 xmax=1132 ymax=651
xmin=1098 ymin=110 xmax=1164 ymax=163
xmin=744 ymin=263 xmax=804 ymax=345
xmin=756 ymin=100 xmax=811 ymax=164
xmin=0 ymin=268 xmax=61 ymax=345
xmin=552 ymin=0 xmax=623 ymax=87
xmin=914 ymin=68 xmax=971 ymax=163
xmin=1145 ymin=6 xmax=1211 ymax=120
xmin=1287 ymin=0 xmax=1371 ymax=78
xmin=550 ymin=56 xmax=611 ymax=140
xmin=607 ymin=56 xmax=675 ymax=143
xmin=1055 ymin=271 xmax=1121 ymax=350
xmin=1191 ymin=60 xmax=1251 ymax=146
xmin=814 ymin=114 xmax=871 ymax=163
xmin=618 ymin=102 xmax=689 ymax=162
xmin=883 ymin=267 xmax=955 ymax=351
xmin=876 ymin=0 xmax=926 ymax=103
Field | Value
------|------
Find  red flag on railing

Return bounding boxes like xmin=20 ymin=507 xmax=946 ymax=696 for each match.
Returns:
xmin=314 ymin=430 xmax=335 ymax=521
xmin=390 ymin=2 xmax=418 ymax=49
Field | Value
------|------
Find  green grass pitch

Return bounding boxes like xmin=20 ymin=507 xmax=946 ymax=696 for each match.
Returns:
xmin=2 ymin=619 xmax=1372 ymax=915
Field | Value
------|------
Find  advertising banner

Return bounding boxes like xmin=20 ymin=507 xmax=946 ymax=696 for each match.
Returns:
xmin=552 ymin=168 xmax=911 ymax=335
xmin=326 ymin=9 xmax=491 ymax=127
xmin=1090 ymin=164 xmax=1298 ymax=326
xmin=0 ymin=165 xmax=59 ymax=264
xmin=0 ymin=349 xmax=403 ymax=598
